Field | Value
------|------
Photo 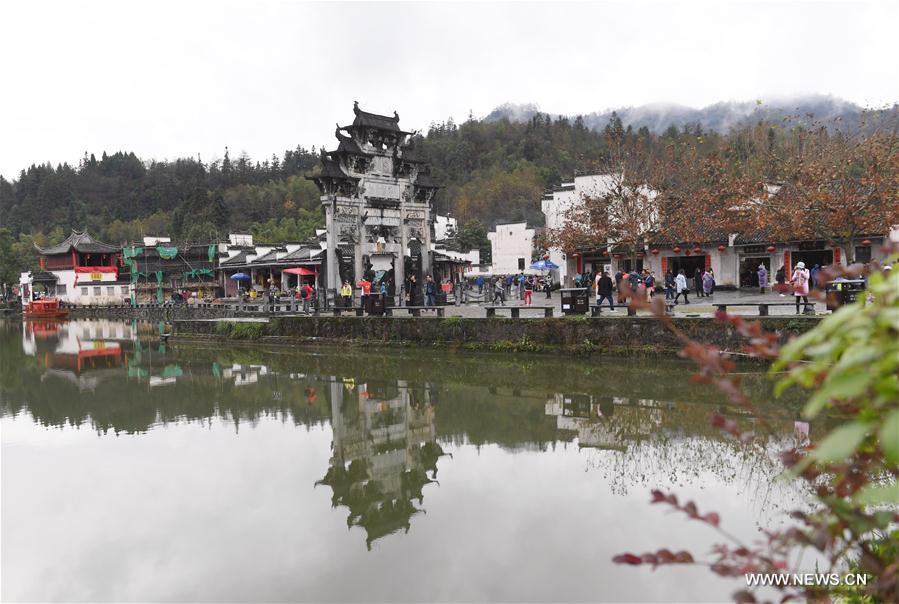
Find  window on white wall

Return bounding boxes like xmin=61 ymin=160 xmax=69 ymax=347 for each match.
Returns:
xmin=121 ymin=286 xmax=129 ymax=295
xmin=57 ymin=284 xmax=67 ymax=295
xmin=93 ymin=287 xmax=101 ymax=296
xmin=107 ymin=286 xmax=115 ymax=296
xmin=81 ymin=287 xmax=88 ymax=296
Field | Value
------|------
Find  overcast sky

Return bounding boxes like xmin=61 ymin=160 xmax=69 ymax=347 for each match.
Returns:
xmin=2 ymin=0 xmax=897 ymax=179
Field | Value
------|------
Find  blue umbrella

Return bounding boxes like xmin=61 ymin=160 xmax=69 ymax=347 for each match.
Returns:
xmin=529 ymin=259 xmax=559 ymax=271
xmin=229 ymin=272 xmax=251 ymax=281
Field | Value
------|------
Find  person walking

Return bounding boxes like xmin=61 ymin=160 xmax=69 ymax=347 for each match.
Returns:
xmin=693 ymin=267 xmax=705 ymax=298
xmin=810 ymin=264 xmax=821 ymax=290
xmin=341 ymin=280 xmax=353 ymax=308
xmin=358 ymin=276 xmax=372 ymax=311
xmin=702 ymin=268 xmax=714 ymax=297
xmin=664 ymin=270 xmax=675 ymax=300
xmin=524 ymin=275 xmax=533 ymax=305
xmin=674 ymin=269 xmax=690 ymax=304
xmin=300 ymin=282 xmax=310 ymax=314
xmin=645 ymin=271 xmax=656 ymax=299
xmin=708 ymin=268 xmax=716 ymax=295
xmin=425 ymin=275 xmax=437 ymax=306
xmin=544 ymin=273 xmax=553 ymax=299
xmin=614 ymin=270 xmax=625 ymax=304
xmin=775 ymin=265 xmax=786 ymax=296
xmin=407 ymin=275 xmax=419 ymax=306
xmin=596 ymin=271 xmax=614 ymax=311
xmin=791 ymin=261 xmax=811 ymax=314
xmin=757 ymin=264 xmax=768 ymax=294
xmin=492 ymin=276 xmax=506 ymax=305
xmin=476 ymin=275 xmax=485 ymax=294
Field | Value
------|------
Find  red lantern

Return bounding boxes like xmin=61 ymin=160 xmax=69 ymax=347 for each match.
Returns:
xmin=613 ymin=254 xmax=622 ymax=260
xmin=693 ymin=247 xmax=702 ymax=254
xmin=651 ymin=248 xmax=660 ymax=256
xmin=717 ymin=244 xmax=726 ymax=252
xmin=672 ymin=246 xmax=681 ymax=253
xmin=861 ymin=239 xmax=872 ymax=246
xmin=601 ymin=250 xmax=608 ymax=257
xmin=543 ymin=254 xmax=550 ymax=260
xmin=766 ymin=245 xmax=776 ymax=253
xmin=684 ymin=249 xmax=691 ymax=256
xmin=636 ymin=252 xmax=644 ymax=258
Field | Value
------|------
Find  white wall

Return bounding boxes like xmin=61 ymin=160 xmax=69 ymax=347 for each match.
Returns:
xmin=488 ymin=222 xmax=534 ymax=274
xmin=434 ymin=215 xmax=457 ymax=242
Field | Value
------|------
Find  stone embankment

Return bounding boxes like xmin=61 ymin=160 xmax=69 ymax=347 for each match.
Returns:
xmin=172 ymin=315 xmax=820 ymax=357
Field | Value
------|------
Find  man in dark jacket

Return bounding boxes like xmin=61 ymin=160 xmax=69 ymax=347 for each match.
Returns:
xmin=596 ymin=272 xmax=614 ymax=311
xmin=614 ymin=270 xmax=625 ymax=303
xmin=425 ymin=275 xmax=437 ymax=306
xmin=694 ymin=267 xmax=705 ymax=297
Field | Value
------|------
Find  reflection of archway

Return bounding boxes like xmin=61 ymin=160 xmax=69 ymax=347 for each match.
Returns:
xmin=316 ymin=378 xmax=447 ymax=550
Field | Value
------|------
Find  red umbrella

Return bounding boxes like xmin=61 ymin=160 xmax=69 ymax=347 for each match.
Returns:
xmin=283 ymin=267 xmax=318 ymax=276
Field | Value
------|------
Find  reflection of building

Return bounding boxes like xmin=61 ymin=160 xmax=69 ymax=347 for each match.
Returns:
xmin=544 ymin=393 xmax=662 ymax=450
xmin=317 ymin=379 xmax=445 ymax=549
xmin=220 ymin=363 xmax=269 ymax=387
xmin=22 ymin=320 xmax=134 ymax=390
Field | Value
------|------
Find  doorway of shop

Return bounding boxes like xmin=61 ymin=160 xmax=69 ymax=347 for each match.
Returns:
xmin=617 ymin=258 xmax=644 ymax=273
xmin=667 ymin=256 xmax=705 ymax=281
xmin=792 ymin=250 xmax=833 ymax=270
xmin=739 ymin=256 xmax=771 ymax=288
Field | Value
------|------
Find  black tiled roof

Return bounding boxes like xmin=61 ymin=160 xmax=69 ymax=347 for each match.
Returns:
xmin=309 ymin=156 xmax=359 ymax=181
xmin=334 ymin=128 xmax=370 ymax=156
xmin=342 ymin=102 xmax=410 ymax=134
xmin=31 ymin=271 xmax=58 ymax=282
xmin=36 ymin=230 xmax=119 ymax=255
xmin=220 ymin=251 xmax=249 ymax=265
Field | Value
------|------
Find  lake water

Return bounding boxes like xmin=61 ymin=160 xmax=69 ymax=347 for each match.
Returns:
xmin=1 ymin=319 xmax=814 ymax=602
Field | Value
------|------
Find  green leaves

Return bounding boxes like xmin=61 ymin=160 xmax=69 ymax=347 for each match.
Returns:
xmin=879 ymin=410 xmax=899 ymax=466
xmin=811 ymin=421 xmax=871 ymax=463
xmin=804 ymin=370 xmax=872 ymax=418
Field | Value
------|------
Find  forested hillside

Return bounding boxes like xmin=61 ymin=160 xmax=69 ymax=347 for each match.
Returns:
xmin=0 ymin=114 xmax=620 ymax=269
xmin=1 ymin=102 xmax=893 ymax=279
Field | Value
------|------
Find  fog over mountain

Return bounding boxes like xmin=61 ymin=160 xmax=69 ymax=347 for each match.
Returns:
xmin=484 ymin=95 xmax=885 ymax=133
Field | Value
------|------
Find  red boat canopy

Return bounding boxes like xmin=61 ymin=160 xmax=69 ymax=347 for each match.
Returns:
xmin=283 ymin=267 xmax=318 ymax=276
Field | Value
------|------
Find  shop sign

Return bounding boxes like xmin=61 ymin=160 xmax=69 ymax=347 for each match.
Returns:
xmin=798 ymin=240 xmax=826 ymax=250
xmin=742 ymin=245 xmax=767 ymax=254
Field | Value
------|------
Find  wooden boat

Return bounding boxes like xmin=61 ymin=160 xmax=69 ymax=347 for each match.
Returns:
xmin=23 ymin=297 xmax=69 ymax=320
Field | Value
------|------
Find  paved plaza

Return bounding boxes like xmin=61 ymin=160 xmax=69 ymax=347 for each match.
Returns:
xmin=395 ymin=288 xmax=827 ymax=318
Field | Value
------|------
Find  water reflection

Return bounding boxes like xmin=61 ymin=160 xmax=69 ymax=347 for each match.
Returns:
xmin=317 ymin=379 xmax=446 ymax=548
xmin=2 ymin=319 xmax=814 ymax=559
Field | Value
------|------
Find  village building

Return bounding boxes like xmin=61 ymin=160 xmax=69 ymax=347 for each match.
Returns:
xmin=21 ymin=230 xmax=130 ymax=305
xmin=487 ymin=222 xmax=536 ymax=274
xmin=308 ymin=103 xmax=440 ymax=298
xmin=542 ymin=174 xmax=897 ymax=288
xmin=216 ymin=232 xmax=324 ymax=297
xmin=122 ymin=236 xmax=219 ymax=304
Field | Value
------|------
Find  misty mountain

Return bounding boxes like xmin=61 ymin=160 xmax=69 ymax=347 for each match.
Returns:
xmin=484 ymin=95 xmax=874 ymax=133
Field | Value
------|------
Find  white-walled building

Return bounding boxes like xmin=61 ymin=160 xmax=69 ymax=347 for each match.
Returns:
xmin=541 ymin=175 xmax=622 ymax=285
xmin=20 ymin=230 xmax=130 ymax=306
xmin=434 ymin=215 xmax=458 ymax=242
xmin=543 ymin=174 xmax=898 ymax=288
xmin=487 ymin=222 xmax=535 ymax=274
